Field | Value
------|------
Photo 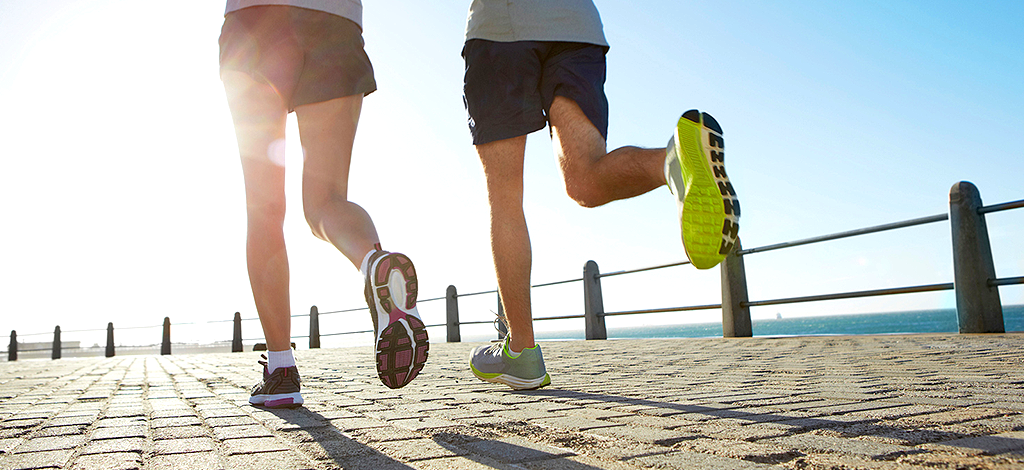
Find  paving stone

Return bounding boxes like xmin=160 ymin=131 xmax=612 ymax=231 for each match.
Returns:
xmin=95 ymin=417 xmax=147 ymax=428
xmin=153 ymin=437 xmax=217 ymax=455
xmin=81 ymin=437 xmax=148 ymax=455
xmin=12 ymin=435 xmax=86 ymax=453
xmin=144 ymin=451 xmax=224 ymax=470
xmin=921 ymin=431 xmax=1024 ymax=456
xmin=293 ymin=438 xmax=379 ymax=462
xmin=372 ymin=437 xmax=467 ymax=461
xmin=223 ymin=436 xmax=291 ymax=455
xmin=68 ymin=451 xmax=142 ymax=470
xmin=0 ymin=449 xmax=75 ymax=469
xmin=204 ymin=416 xmax=260 ymax=428
xmin=630 ymin=448 xmax=778 ymax=469
xmin=225 ymin=449 xmax=313 ymax=469
xmin=34 ymin=424 xmax=88 ymax=438
xmin=152 ymin=425 xmax=211 ymax=441
xmin=212 ymin=424 xmax=274 ymax=440
xmin=764 ymin=433 xmax=913 ymax=459
xmin=585 ymin=424 xmax=698 ymax=446
xmin=532 ymin=416 xmax=623 ymax=432
xmin=91 ymin=425 xmax=148 ymax=440
xmin=389 ymin=416 xmax=462 ymax=432
xmin=461 ymin=435 xmax=575 ymax=464
xmin=151 ymin=416 xmax=202 ymax=428
xmin=328 ymin=417 xmax=390 ymax=432
xmin=347 ymin=426 xmax=424 ymax=444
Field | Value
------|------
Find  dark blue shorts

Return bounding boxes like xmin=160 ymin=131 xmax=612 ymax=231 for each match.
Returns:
xmin=462 ymin=39 xmax=609 ymax=145
xmin=219 ymin=6 xmax=376 ymax=112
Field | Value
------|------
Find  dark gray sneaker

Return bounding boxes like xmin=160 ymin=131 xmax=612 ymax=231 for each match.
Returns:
xmin=470 ymin=337 xmax=551 ymax=390
xmin=249 ymin=360 xmax=302 ymax=408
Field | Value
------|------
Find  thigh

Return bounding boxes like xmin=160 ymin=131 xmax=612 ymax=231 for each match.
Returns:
xmin=294 ymin=94 xmax=363 ymax=208
xmin=548 ymin=95 xmax=607 ymax=167
xmin=222 ymin=70 xmax=288 ymax=214
xmin=462 ymin=40 xmax=548 ymax=145
xmin=540 ymin=42 xmax=609 ymax=140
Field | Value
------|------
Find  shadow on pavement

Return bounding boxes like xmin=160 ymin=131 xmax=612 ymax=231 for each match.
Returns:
xmin=261 ymin=406 xmax=416 ymax=470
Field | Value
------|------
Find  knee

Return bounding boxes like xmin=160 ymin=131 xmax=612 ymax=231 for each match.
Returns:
xmin=561 ymin=165 xmax=605 ymax=208
xmin=247 ymin=199 xmax=286 ymax=230
xmin=301 ymin=194 xmax=341 ymax=240
xmin=302 ymin=203 xmax=325 ymax=238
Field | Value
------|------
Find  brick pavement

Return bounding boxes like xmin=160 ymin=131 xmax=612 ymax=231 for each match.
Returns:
xmin=2 ymin=334 xmax=1024 ymax=469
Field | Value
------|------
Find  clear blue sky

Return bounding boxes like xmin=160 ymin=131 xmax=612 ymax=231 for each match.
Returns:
xmin=1 ymin=0 xmax=1021 ymax=347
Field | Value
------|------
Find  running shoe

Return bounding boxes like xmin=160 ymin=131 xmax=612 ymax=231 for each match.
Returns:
xmin=665 ymin=110 xmax=740 ymax=269
xmin=249 ymin=357 xmax=303 ymax=408
xmin=364 ymin=246 xmax=429 ymax=389
xmin=470 ymin=337 xmax=551 ymax=390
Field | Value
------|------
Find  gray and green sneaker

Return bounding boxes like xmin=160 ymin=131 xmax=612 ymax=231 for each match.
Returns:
xmin=665 ymin=110 xmax=739 ymax=270
xmin=469 ymin=337 xmax=551 ymax=390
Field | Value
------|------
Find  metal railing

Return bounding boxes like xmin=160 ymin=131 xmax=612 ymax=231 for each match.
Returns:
xmin=5 ymin=181 xmax=1021 ymax=360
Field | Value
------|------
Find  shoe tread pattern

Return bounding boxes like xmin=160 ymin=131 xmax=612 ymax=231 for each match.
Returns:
xmin=372 ymin=253 xmax=429 ymax=389
xmin=676 ymin=111 xmax=740 ymax=269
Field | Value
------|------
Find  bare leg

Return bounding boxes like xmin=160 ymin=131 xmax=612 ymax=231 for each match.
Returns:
xmin=222 ymin=71 xmax=293 ymax=352
xmin=475 ymin=136 xmax=535 ymax=353
xmin=295 ymin=94 xmax=380 ymax=268
xmin=549 ymin=96 xmax=666 ymax=207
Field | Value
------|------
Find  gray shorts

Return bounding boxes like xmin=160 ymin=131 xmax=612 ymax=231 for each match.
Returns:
xmin=219 ymin=6 xmax=376 ymax=111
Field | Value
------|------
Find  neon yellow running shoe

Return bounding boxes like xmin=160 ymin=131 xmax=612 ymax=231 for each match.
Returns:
xmin=665 ymin=110 xmax=739 ymax=269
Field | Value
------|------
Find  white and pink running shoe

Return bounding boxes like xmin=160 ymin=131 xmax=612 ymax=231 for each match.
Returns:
xmin=364 ymin=245 xmax=429 ymax=389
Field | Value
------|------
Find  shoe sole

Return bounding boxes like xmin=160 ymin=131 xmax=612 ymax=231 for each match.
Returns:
xmin=249 ymin=392 xmax=303 ymax=409
xmin=471 ymin=363 xmax=552 ymax=390
xmin=667 ymin=110 xmax=740 ymax=269
xmin=371 ymin=253 xmax=429 ymax=389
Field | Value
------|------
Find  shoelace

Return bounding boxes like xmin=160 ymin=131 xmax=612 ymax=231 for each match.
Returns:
xmin=257 ymin=354 xmax=269 ymax=375
xmin=491 ymin=309 xmax=511 ymax=342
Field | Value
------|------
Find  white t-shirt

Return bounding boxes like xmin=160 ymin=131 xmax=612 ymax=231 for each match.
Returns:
xmin=465 ymin=0 xmax=608 ymax=47
xmin=225 ymin=0 xmax=362 ymax=28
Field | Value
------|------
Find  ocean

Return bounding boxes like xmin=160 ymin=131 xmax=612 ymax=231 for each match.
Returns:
xmin=529 ymin=305 xmax=1024 ymax=342
xmin=6 ymin=306 xmax=1023 ymax=359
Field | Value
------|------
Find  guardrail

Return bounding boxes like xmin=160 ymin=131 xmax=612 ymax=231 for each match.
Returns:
xmin=5 ymin=181 xmax=1022 ymax=361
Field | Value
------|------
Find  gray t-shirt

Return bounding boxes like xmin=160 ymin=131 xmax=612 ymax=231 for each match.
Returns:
xmin=225 ymin=0 xmax=362 ymax=28
xmin=465 ymin=0 xmax=608 ymax=47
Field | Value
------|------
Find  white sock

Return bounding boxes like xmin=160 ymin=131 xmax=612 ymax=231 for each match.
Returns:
xmin=267 ymin=349 xmax=295 ymax=373
xmin=504 ymin=338 xmax=522 ymax=358
xmin=359 ymin=249 xmax=378 ymax=277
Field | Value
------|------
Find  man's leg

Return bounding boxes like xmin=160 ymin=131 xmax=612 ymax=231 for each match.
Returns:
xmin=549 ymin=96 xmax=666 ymax=208
xmin=222 ymin=71 xmax=293 ymax=353
xmin=294 ymin=94 xmax=380 ymax=268
xmin=475 ymin=136 xmax=535 ymax=353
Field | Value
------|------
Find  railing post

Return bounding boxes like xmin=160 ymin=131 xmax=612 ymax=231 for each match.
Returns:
xmin=949 ymin=181 xmax=1004 ymax=333
xmin=583 ymin=260 xmax=607 ymax=340
xmin=52 ymin=326 xmax=61 ymax=360
xmin=161 ymin=317 xmax=171 ymax=355
xmin=232 ymin=312 xmax=243 ymax=353
xmin=496 ymin=292 xmax=508 ymax=340
xmin=105 ymin=322 xmax=115 ymax=358
xmin=721 ymin=240 xmax=752 ymax=337
xmin=8 ymin=330 xmax=16 ymax=361
xmin=446 ymin=285 xmax=461 ymax=343
xmin=309 ymin=305 xmax=320 ymax=349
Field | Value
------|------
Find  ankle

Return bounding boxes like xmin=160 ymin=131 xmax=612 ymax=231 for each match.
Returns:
xmin=507 ymin=336 xmax=535 ymax=354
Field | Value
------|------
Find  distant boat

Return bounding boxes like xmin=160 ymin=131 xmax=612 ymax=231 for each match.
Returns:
xmin=776 ymin=313 xmax=783 ymax=320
